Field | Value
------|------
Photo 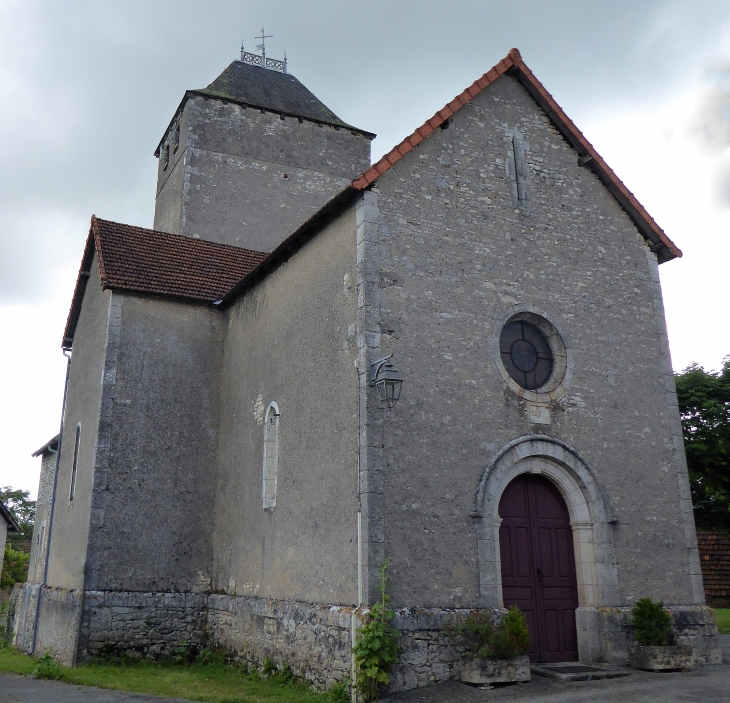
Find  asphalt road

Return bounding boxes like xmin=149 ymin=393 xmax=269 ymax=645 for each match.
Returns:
xmin=1 ymin=637 xmax=728 ymax=703
xmin=0 ymin=677 xmax=190 ymax=703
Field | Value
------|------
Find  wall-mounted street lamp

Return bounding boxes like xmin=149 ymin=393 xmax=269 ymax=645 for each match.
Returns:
xmin=370 ymin=354 xmax=404 ymax=410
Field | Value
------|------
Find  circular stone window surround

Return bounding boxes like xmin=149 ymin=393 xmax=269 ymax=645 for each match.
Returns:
xmin=489 ymin=304 xmax=573 ymax=402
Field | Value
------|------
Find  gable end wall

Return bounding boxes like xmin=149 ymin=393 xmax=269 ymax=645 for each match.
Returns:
xmin=372 ymin=74 xmax=698 ymax=609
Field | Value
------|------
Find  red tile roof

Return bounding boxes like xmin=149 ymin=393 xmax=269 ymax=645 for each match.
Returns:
xmin=62 ymin=217 xmax=266 ymax=348
xmin=352 ymin=48 xmax=681 ymax=263
xmin=697 ymin=530 xmax=730 ymax=606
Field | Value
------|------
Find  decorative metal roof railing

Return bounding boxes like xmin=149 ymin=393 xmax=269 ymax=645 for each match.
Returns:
xmin=240 ymin=50 xmax=287 ymax=73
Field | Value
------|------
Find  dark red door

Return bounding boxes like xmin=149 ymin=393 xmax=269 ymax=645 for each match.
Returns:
xmin=499 ymin=474 xmax=579 ymax=663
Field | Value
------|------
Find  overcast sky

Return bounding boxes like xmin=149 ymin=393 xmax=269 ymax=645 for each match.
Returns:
xmin=1 ymin=0 xmax=729 ymax=496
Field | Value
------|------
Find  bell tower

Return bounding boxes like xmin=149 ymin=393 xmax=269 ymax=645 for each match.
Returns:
xmin=153 ymin=48 xmax=374 ymax=252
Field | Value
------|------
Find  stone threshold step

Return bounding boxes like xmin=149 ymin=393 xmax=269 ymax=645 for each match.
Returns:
xmin=531 ymin=663 xmax=630 ymax=682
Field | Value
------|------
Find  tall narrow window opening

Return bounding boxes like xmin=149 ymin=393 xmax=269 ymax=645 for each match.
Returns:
xmin=262 ymin=402 xmax=280 ymax=509
xmin=69 ymin=424 xmax=81 ymax=502
xmin=173 ymin=123 xmax=181 ymax=152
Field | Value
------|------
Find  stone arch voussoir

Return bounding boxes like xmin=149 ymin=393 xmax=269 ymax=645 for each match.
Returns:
xmin=473 ymin=435 xmax=619 ymax=610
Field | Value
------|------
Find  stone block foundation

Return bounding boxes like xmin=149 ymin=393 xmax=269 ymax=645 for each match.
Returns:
xmin=14 ymin=590 xmax=723 ymax=691
xmin=79 ymin=591 xmax=207 ymax=661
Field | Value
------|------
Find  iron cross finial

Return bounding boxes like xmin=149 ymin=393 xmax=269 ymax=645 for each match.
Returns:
xmin=255 ymin=27 xmax=273 ymax=60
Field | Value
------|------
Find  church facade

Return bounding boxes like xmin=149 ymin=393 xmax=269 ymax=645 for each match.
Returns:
xmin=10 ymin=48 xmax=720 ymax=688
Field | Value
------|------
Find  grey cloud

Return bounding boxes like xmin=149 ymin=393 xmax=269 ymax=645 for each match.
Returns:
xmin=2 ymin=0 xmax=730 ymax=301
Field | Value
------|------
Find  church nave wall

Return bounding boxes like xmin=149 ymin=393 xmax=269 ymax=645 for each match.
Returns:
xmin=213 ymin=202 xmax=360 ymax=605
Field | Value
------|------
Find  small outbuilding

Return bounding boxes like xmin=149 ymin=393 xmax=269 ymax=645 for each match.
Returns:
xmin=0 ymin=498 xmax=21 ymax=572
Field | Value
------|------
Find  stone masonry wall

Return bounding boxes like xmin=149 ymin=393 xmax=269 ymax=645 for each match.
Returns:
xmin=372 ymin=72 xmax=700 ymax=610
xmin=16 ymin=590 xmax=723 ymax=689
xmin=206 ymin=595 xmax=354 ymax=689
xmin=154 ymin=95 xmax=371 ymax=252
xmin=78 ymin=591 xmax=207 ymax=660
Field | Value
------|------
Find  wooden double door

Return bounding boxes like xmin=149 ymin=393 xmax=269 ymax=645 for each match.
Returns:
xmin=499 ymin=474 xmax=579 ymax=663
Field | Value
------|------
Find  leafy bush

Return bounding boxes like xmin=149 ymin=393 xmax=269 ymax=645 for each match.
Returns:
xmin=325 ymin=679 xmax=351 ymax=703
xmin=446 ymin=606 xmax=530 ymax=659
xmin=32 ymin=652 xmax=63 ymax=680
xmin=262 ymin=656 xmax=278 ymax=677
xmin=170 ymin=640 xmax=193 ymax=665
xmin=195 ymin=647 xmax=228 ymax=667
xmin=632 ymin=598 xmax=673 ymax=646
xmin=352 ymin=559 xmax=399 ymax=702
xmin=2 ymin=546 xmax=30 ymax=589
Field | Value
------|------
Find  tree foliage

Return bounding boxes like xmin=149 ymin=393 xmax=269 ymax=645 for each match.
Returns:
xmin=2 ymin=546 xmax=30 ymax=589
xmin=0 ymin=486 xmax=36 ymax=546
xmin=674 ymin=357 xmax=730 ymax=530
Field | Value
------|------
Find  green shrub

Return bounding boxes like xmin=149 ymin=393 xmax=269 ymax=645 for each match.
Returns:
xmin=195 ymin=647 xmax=228 ymax=667
xmin=272 ymin=664 xmax=294 ymax=685
xmin=325 ymin=679 xmax=351 ymax=703
xmin=632 ymin=598 xmax=673 ymax=646
xmin=170 ymin=640 xmax=193 ymax=665
xmin=493 ymin=606 xmax=531 ymax=658
xmin=262 ymin=656 xmax=278 ymax=677
xmin=1 ymin=546 xmax=30 ymax=589
xmin=352 ymin=559 xmax=399 ymax=702
xmin=32 ymin=652 xmax=63 ymax=680
xmin=446 ymin=606 xmax=530 ymax=659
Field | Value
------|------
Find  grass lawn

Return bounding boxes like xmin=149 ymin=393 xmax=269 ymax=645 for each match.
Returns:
xmin=0 ymin=645 xmax=346 ymax=703
xmin=715 ymin=608 xmax=730 ymax=634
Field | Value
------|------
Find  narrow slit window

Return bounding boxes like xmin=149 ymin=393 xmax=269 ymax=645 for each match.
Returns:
xmin=173 ymin=123 xmax=181 ymax=152
xmin=69 ymin=424 xmax=81 ymax=502
xmin=505 ymin=131 xmax=531 ymax=210
xmin=262 ymin=403 xmax=279 ymax=509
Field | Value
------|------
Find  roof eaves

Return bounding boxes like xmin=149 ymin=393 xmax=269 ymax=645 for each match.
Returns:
xmin=0 ymin=500 xmax=21 ymax=533
xmin=154 ymin=92 xmax=192 ymax=157
xmin=351 ymin=48 xmax=681 ymax=263
xmin=155 ymin=89 xmax=376 ymax=156
xmin=62 ymin=219 xmax=98 ymax=350
xmin=351 ymin=51 xmax=518 ymax=190
xmin=102 ymin=285 xmax=223 ymax=306
xmin=32 ymin=434 xmax=59 ymax=458
xmin=219 ymin=185 xmax=361 ymax=306
xmin=188 ymin=89 xmax=376 ymax=138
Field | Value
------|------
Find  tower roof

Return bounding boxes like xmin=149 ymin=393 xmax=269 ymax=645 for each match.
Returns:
xmin=198 ymin=61 xmax=362 ymax=130
xmin=156 ymin=61 xmax=374 ymax=156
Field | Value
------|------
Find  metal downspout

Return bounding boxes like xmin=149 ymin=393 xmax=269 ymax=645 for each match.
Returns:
xmin=28 ymin=348 xmax=72 ymax=654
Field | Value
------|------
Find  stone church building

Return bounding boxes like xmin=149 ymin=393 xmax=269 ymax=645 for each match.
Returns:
xmin=10 ymin=48 xmax=720 ymax=687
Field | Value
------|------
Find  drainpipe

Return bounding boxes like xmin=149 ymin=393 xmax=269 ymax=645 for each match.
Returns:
xmin=28 ymin=348 xmax=72 ymax=654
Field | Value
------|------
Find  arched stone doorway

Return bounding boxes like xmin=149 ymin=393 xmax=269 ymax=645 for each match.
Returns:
xmin=499 ymin=474 xmax=579 ymax=662
xmin=472 ymin=435 xmax=620 ymax=663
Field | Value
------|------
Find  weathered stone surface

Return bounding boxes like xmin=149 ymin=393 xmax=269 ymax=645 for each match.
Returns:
xmin=20 ymin=57 xmax=718 ymax=694
xmin=460 ymin=656 xmax=531 ymax=684
xmin=154 ymin=96 xmax=371 ymax=252
xmin=628 ymin=644 xmax=694 ymax=671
